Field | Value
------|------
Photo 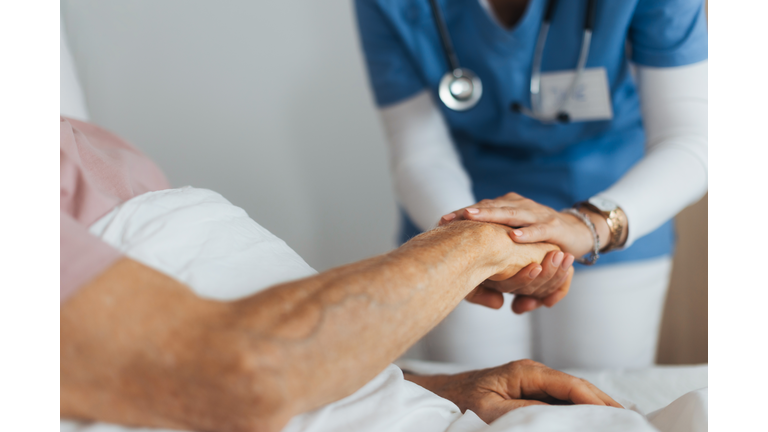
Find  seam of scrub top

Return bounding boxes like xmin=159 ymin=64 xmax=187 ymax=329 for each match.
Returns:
xmin=468 ymin=0 xmax=546 ymax=54
xmin=477 ymin=0 xmax=504 ymax=28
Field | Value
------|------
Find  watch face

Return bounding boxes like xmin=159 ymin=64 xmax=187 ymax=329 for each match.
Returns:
xmin=589 ymin=197 xmax=618 ymax=212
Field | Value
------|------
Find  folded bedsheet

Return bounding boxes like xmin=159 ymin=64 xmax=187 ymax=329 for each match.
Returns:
xmin=61 ymin=187 xmax=707 ymax=432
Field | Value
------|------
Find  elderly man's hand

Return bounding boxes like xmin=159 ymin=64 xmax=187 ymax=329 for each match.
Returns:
xmin=447 ymin=221 xmax=573 ymax=314
xmin=404 ymin=359 xmax=621 ymax=424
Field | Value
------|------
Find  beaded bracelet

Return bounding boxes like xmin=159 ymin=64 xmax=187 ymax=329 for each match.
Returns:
xmin=562 ymin=208 xmax=600 ymax=265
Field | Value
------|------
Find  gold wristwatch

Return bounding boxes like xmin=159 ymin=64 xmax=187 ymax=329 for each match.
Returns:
xmin=577 ymin=197 xmax=628 ymax=252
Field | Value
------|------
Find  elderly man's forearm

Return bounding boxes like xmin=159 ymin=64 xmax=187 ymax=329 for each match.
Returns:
xmin=225 ymin=221 xmax=514 ymax=422
xmin=61 ymin=221 xmax=543 ymax=432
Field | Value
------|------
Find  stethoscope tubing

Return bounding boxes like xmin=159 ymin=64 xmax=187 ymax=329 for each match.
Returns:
xmin=428 ymin=0 xmax=461 ymax=72
xmin=431 ymin=0 xmax=597 ymax=121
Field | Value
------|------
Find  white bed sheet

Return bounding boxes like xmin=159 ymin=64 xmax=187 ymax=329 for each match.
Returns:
xmin=62 ymin=187 xmax=707 ymax=432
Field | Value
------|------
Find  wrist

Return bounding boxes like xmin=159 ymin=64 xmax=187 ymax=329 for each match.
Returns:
xmin=445 ymin=221 xmax=515 ymax=276
xmin=404 ymin=372 xmax=448 ymax=391
xmin=402 ymin=221 xmax=514 ymax=292
xmin=404 ymin=372 xmax=466 ymax=408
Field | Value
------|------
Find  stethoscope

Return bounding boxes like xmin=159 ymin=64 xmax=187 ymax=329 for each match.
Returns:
xmin=429 ymin=0 xmax=597 ymax=123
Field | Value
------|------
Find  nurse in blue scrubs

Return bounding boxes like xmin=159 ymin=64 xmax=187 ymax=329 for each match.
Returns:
xmin=355 ymin=0 xmax=708 ymax=369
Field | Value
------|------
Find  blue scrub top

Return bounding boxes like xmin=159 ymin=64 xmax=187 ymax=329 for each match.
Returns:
xmin=355 ymin=0 xmax=708 ymax=266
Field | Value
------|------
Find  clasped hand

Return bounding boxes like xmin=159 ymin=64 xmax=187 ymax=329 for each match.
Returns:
xmin=439 ymin=192 xmax=597 ymax=314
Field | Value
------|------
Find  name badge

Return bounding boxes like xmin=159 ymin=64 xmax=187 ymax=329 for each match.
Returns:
xmin=539 ymin=67 xmax=613 ymax=122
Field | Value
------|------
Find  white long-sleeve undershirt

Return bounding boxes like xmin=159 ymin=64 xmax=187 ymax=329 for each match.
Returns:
xmin=378 ymin=60 xmax=708 ymax=247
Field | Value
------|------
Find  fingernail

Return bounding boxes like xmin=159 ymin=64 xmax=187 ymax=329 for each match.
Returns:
xmin=552 ymin=252 xmax=564 ymax=267
xmin=513 ymin=229 xmax=523 ymax=236
xmin=562 ymin=254 xmax=574 ymax=268
xmin=466 ymin=208 xmax=479 ymax=214
xmin=442 ymin=213 xmax=456 ymax=221
xmin=529 ymin=266 xmax=542 ymax=278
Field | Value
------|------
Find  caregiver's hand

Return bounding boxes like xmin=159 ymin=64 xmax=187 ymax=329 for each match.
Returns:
xmin=440 ymin=205 xmax=575 ymax=314
xmin=464 ymin=250 xmax=574 ymax=314
xmin=404 ymin=359 xmax=622 ymax=424
xmin=440 ymin=192 xmax=607 ymax=258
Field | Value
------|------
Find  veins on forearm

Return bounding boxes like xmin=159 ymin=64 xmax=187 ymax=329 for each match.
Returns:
xmin=234 ymin=223 xmax=493 ymax=356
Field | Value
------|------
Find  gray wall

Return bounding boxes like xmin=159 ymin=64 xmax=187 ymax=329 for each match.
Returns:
xmin=62 ymin=0 xmax=400 ymax=271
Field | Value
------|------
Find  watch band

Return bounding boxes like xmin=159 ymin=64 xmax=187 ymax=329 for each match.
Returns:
xmin=576 ymin=201 xmax=627 ymax=252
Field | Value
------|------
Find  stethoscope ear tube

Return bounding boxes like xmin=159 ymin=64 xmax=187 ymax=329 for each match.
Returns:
xmin=428 ymin=0 xmax=460 ymax=72
xmin=429 ymin=0 xmax=483 ymax=111
xmin=513 ymin=0 xmax=597 ymax=123
xmin=543 ymin=0 xmax=559 ymax=22
xmin=584 ymin=0 xmax=596 ymax=30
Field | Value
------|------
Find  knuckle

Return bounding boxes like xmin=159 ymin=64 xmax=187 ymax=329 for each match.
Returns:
xmin=232 ymin=351 xmax=263 ymax=385
xmin=571 ymin=377 xmax=588 ymax=387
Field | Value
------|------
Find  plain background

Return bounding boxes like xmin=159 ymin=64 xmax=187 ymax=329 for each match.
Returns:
xmin=60 ymin=0 xmax=706 ymax=364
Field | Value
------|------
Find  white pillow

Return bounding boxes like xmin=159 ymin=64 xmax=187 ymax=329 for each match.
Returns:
xmin=60 ymin=16 xmax=90 ymax=121
xmin=88 ymin=187 xmax=317 ymax=300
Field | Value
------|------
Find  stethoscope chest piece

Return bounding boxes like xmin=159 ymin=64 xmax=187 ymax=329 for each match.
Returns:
xmin=438 ymin=68 xmax=482 ymax=111
xmin=430 ymin=0 xmax=597 ymax=120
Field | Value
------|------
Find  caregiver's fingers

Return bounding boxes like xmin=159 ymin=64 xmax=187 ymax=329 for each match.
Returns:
xmin=511 ymin=295 xmax=542 ymax=314
xmin=509 ymin=223 xmax=557 ymax=244
xmin=541 ymin=267 xmax=574 ymax=308
xmin=465 ymin=286 xmax=505 ymax=309
xmin=538 ymin=253 xmax=574 ymax=298
xmin=483 ymin=262 xmax=543 ymax=293
xmin=522 ymin=250 xmax=564 ymax=293
xmin=510 ymin=251 xmax=571 ymax=313
xmin=535 ymin=251 xmax=574 ymax=298
xmin=438 ymin=212 xmax=458 ymax=226
xmin=461 ymin=206 xmax=539 ymax=227
xmin=438 ymin=198 xmax=526 ymax=226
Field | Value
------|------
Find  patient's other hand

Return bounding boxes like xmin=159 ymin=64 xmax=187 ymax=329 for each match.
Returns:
xmin=404 ymin=359 xmax=621 ymax=424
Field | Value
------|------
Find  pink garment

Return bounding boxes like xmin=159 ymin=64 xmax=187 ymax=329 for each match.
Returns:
xmin=60 ymin=117 xmax=170 ymax=301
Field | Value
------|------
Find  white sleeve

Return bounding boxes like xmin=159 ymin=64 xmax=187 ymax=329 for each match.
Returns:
xmin=594 ymin=60 xmax=708 ymax=248
xmin=379 ymin=91 xmax=476 ymax=232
